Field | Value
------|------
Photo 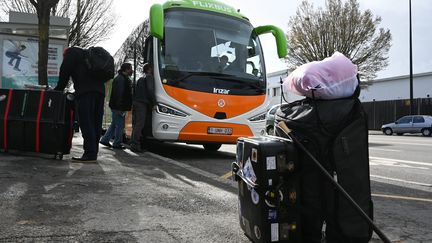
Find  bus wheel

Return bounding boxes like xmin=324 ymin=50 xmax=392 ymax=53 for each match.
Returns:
xmin=203 ymin=143 xmax=222 ymax=151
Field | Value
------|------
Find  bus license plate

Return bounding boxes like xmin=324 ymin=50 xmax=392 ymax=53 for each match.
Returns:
xmin=208 ymin=127 xmax=233 ymax=135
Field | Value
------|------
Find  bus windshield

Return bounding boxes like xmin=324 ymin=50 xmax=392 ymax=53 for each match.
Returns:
xmin=159 ymin=9 xmax=266 ymax=95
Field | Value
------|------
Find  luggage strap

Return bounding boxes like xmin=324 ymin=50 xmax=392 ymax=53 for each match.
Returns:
xmin=35 ymin=90 xmax=45 ymax=153
xmin=3 ymin=90 xmax=13 ymax=150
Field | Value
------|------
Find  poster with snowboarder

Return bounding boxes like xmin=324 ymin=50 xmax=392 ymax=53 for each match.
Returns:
xmin=2 ymin=39 xmax=63 ymax=88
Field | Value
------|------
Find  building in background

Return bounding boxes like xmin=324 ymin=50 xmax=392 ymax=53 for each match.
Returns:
xmin=360 ymin=72 xmax=432 ymax=130
xmin=360 ymin=72 xmax=432 ymax=102
xmin=266 ymin=69 xmax=303 ymax=108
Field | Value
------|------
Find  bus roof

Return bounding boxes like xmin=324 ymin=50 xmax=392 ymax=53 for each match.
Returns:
xmin=162 ymin=0 xmax=249 ymax=21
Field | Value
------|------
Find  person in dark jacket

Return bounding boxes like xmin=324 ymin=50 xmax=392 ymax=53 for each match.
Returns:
xmin=99 ymin=63 xmax=133 ymax=149
xmin=130 ymin=63 xmax=156 ymax=153
xmin=54 ymin=47 xmax=106 ymax=162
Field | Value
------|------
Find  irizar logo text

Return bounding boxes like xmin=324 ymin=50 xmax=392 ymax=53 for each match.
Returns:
xmin=213 ymin=88 xmax=230 ymax=94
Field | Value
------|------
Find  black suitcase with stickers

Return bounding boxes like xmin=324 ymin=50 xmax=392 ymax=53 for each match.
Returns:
xmin=0 ymin=88 xmax=74 ymax=159
xmin=232 ymin=136 xmax=301 ymax=243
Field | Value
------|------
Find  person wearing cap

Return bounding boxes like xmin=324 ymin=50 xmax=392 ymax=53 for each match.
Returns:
xmin=54 ymin=47 xmax=106 ymax=162
xmin=99 ymin=63 xmax=133 ymax=150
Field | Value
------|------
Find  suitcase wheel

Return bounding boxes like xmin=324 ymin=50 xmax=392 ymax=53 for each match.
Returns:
xmin=54 ymin=153 xmax=63 ymax=160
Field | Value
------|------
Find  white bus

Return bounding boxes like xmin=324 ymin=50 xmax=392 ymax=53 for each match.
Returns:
xmin=119 ymin=0 xmax=287 ymax=151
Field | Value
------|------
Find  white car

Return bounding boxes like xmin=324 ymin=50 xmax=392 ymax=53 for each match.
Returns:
xmin=381 ymin=115 xmax=432 ymax=136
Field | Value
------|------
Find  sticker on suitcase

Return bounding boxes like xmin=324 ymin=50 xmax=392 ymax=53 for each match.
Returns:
xmin=268 ymin=209 xmax=277 ymax=220
xmin=250 ymin=188 xmax=259 ymax=204
xmin=251 ymin=148 xmax=257 ymax=162
xmin=266 ymin=156 xmax=276 ymax=170
xmin=271 ymin=223 xmax=279 ymax=242
xmin=243 ymin=158 xmax=257 ymax=184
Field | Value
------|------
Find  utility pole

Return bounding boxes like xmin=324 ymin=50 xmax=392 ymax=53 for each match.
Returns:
xmin=133 ymin=43 xmax=137 ymax=83
xmin=280 ymin=77 xmax=283 ymax=104
xmin=409 ymin=0 xmax=414 ymax=114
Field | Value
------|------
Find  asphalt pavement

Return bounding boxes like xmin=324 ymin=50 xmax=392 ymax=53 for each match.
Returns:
xmin=0 ymin=132 xmax=431 ymax=242
xmin=0 ymin=134 xmax=248 ymax=243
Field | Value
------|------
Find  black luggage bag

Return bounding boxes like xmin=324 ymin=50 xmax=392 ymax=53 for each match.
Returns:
xmin=272 ymin=94 xmax=390 ymax=243
xmin=232 ymin=136 xmax=301 ymax=243
xmin=0 ymin=88 xmax=74 ymax=159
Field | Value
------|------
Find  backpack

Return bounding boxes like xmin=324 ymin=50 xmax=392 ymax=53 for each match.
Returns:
xmin=84 ymin=46 xmax=115 ymax=82
xmin=274 ymin=95 xmax=373 ymax=242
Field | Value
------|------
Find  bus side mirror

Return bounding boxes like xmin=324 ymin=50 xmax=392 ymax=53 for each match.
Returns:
xmin=254 ymin=25 xmax=287 ymax=58
xmin=150 ymin=4 xmax=164 ymax=39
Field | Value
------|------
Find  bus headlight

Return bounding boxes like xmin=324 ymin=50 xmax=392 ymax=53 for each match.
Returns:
xmin=156 ymin=103 xmax=189 ymax=117
xmin=248 ymin=112 xmax=266 ymax=122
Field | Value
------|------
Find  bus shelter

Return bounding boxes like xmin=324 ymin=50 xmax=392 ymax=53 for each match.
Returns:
xmin=0 ymin=11 xmax=69 ymax=88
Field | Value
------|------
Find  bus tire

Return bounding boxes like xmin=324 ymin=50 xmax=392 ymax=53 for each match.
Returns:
xmin=203 ymin=143 xmax=222 ymax=151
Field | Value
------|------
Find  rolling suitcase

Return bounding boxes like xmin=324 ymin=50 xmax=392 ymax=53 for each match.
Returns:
xmin=232 ymin=136 xmax=301 ymax=243
xmin=0 ymin=88 xmax=74 ymax=159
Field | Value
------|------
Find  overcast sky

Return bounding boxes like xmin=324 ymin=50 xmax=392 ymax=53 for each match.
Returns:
xmin=99 ymin=0 xmax=432 ymax=79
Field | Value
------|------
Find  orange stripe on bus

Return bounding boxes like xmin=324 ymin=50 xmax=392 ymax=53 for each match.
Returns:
xmin=163 ymin=85 xmax=265 ymax=118
xmin=178 ymin=121 xmax=253 ymax=144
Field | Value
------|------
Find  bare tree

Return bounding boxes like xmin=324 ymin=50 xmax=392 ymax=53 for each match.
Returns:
xmin=29 ymin=0 xmax=60 ymax=85
xmin=114 ymin=20 xmax=150 ymax=75
xmin=0 ymin=0 xmax=68 ymax=18
xmin=0 ymin=0 xmax=116 ymax=48
xmin=286 ymin=0 xmax=392 ymax=80
xmin=67 ymin=0 xmax=116 ymax=47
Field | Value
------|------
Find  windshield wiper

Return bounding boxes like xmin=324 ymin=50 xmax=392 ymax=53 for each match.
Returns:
xmin=171 ymin=72 xmax=264 ymax=90
xmin=214 ymin=76 xmax=264 ymax=90
xmin=173 ymin=72 xmax=231 ymax=84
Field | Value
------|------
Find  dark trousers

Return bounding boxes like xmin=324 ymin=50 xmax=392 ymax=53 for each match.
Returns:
xmin=130 ymin=101 xmax=148 ymax=148
xmin=76 ymin=92 xmax=105 ymax=159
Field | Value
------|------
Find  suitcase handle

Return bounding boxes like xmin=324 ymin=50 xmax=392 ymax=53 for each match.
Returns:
xmin=231 ymin=161 xmax=259 ymax=188
xmin=24 ymin=84 xmax=51 ymax=90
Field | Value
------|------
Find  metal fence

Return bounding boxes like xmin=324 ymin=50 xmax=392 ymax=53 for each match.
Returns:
xmin=362 ymin=98 xmax=432 ymax=130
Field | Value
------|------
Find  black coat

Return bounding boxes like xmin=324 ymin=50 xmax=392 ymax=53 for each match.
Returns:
xmin=109 ymin=72 xmax=132 ymax=111
xmin=134 ymin=75 xmax=156 ymax=105
xmin=54 ymin=47 xmax=105 ymax=97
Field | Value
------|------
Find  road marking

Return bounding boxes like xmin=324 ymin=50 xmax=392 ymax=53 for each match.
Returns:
xmin=370 ymin=174 xmax=432 ymax=187
xmin=370 ymin=156 xmax=432 ymax=166
xmin=370 ymin=161 xmax=429 ymax=170
xmin=369 ymin=136 xmax=431 ymax=143
xmin=369 ymin=148 xmax=400 ymax=152
xmin=146 ymin=152 xmax=237 ymax=188
xmin=372 ymin=193 xmax=432 ymax=203
xmin=368 ymin=140 xmax=432 ymax=147
xmin=220 ymin=171 xmax=232 ymax=180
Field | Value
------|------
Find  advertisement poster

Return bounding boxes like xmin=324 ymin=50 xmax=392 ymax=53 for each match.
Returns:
xmin=2 ymin=39 xmax=63 ymax=88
